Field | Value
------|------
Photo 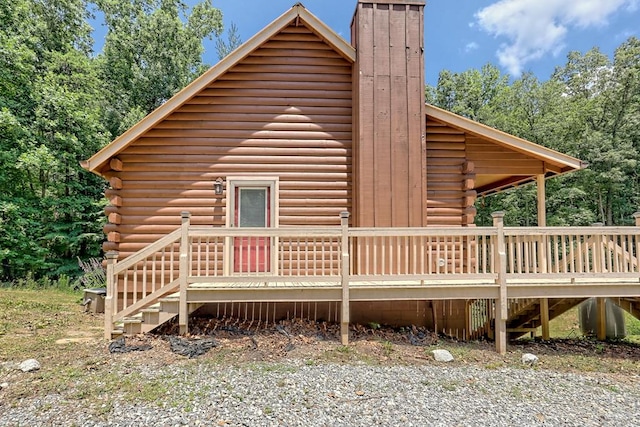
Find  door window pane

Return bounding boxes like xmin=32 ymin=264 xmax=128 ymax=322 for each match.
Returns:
xmin=239 ymin=188 xmax=267 ymax=227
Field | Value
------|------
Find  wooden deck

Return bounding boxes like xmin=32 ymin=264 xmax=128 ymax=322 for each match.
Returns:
xmin=104 ymin=211 xmax=640 ymax=353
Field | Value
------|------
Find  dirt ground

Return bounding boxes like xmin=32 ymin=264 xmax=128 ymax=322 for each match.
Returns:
xmin=126 ymin=315 xmax=640 ymax=378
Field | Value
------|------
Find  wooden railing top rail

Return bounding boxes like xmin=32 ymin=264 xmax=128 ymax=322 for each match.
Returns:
xmin=183 ymin=225 xmax=640 ymax=239
xmin=503 ymin=226 xmax=640 ymax=236
xmin=113 ymin=228 xmax=181 ymax=274
xmin=352 ymin=273 xmax=498 ymax=282
xmin=348 ymin=227 xmax=498 ymax=237
xmin=188 ymin=226 xmax=342 ymax=238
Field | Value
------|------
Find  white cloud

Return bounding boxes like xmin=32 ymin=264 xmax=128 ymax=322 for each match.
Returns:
xmin=475 ymin=0 xmax=638 ymax=75
xmin=465 ymin=42 xmax=479 ymax=53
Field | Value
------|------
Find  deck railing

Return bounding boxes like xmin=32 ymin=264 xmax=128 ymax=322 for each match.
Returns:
xmin=105 ymin=211 xmax=640 ymax=342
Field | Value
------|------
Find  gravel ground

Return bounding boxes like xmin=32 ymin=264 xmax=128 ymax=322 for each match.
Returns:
xmin=1 ymin=360 xmax=639 ymax=427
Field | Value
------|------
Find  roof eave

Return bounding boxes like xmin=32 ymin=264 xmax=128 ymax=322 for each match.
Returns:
xmin=425 ymin=104 xmax=587 ymax=172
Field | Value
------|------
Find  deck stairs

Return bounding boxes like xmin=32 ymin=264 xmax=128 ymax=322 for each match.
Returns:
xmin=506 ymin=297 xmax=640 ymax=340
xmin=507 ymin=298 xmax=587 ymax=339
xmin=614 ymin=297 xmax=640 ymax=321
xmin=111 ymin=293 xmax=202 ymax=337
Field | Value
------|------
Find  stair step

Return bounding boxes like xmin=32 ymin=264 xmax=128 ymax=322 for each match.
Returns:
xmin=110 ymin=328 xmax=124 ymax=339
xmin=108 ymin=293 xmax=204 ymax=337
xmin=141 ymin=312 xmax=178 ymax=333
xmin=122 ymin=316 xmax=143 ymax=334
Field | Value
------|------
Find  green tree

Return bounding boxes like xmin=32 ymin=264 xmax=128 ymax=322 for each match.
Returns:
xmin=552 ymin=39 xmax=640 ymax=225
xmin=430 ymin=39 xmax=640 ymax=227
xmin=426 ymin=64 xmax=509 ymax=121
xmin=0 ymin=0 xmax=108 ymax=280
xmin=216 ymin=21 xmax=243 ymax=60
xmin=97 ymin=0 xmax=223 ymax=138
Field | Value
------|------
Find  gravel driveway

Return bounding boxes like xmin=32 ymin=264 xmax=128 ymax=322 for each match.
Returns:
xmin=2 ymin=360 xmax=639 ymax=426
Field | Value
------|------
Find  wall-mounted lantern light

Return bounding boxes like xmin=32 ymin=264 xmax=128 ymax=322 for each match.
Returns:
xmin=214 ymin=177 xmax=224 ymax=195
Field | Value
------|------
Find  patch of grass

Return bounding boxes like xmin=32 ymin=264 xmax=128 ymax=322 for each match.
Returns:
xmin=246 ymin=362 xmax=298 ymax=374
xmin=484 ymin=361 xmax=505 ymax=370
xmin=540 ymin=304 xmax=640 ymax=343
xmin=380 ymin=340 xmax=394 ymax=356
xmin=0 ymin=288 xmax=102 ymax=360
xmin=320 ymin=345 xmax=378 ymax=365
xmin=440 ymin=381 xmax=459 ymax=392
xmin=336 ymin=345 xmax=352 ymax=354
xmin=624 ymin=311 xmax=640 ymax=341
xmin=510 ymin=386 xmax=524 ymax=399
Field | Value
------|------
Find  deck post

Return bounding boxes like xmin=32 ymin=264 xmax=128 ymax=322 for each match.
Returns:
xmin=536 ymin=175 xmax=546 ymax=227
xmin=492 ymin=212 xmax=507 ymax=354
xmin=340 ymin=211 xmax=351 ymax=345
xmin=540 ymin=298 xmax=550 ymax=340
xmin=596 ymin=297 xmax=607 ymax=340
xmin=104 ymin=251 xmax=119 ymax=340
xmin=537 ymin=176 xmax=550 ymax=340
xmin=633 ymin=212 xmax=640 ymax=227
xmin=592 ymin=223 xmax=604 ymax=273
xmin=179 ymin=211 xmax=191 ymax=335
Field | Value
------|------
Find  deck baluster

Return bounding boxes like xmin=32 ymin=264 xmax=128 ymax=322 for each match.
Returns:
xmin=492 ymin=212 xmax=507 ymax=355
xmin=340 ymin=211 xmax=350 ymax=345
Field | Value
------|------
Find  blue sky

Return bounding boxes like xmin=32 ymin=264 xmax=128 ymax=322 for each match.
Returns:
xmin=93 ymin=1 xmax=640 ymax=86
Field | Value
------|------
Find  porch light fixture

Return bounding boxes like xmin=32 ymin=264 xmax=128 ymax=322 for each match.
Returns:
xmin=214 ymin=177 xmax=224 ymax=195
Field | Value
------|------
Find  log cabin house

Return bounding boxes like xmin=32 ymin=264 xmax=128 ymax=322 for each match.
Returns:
xmin=83 ymin=1 xmax=640 ymax=353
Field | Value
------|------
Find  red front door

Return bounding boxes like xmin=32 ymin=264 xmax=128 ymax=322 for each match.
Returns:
xmin=233 ymin=187 xmax=271 ymax=273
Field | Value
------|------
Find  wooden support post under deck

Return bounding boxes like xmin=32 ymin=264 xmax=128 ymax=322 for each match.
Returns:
xmin=537 ymin=175 xmax=550 ymax=339
xmin=596 ymin=297 xmax=607 ymax=341
xmin=540 ymin=298 xmax=550 ymax=340
xmin=492 ymin=212 xmax=507 ymax=354
xmin=178 ymin=212 xmax=191 ymax=335
xmin=340 ymin=211 xmax=350 ymax=345
xmin=104 ymin=251 xmax=119 ymax=340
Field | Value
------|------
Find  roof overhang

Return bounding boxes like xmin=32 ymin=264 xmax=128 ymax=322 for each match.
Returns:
xmin=425 ymin=104 xmax=587 ymax=196
xmin=82 ymin=3 xmax=356 ymax=176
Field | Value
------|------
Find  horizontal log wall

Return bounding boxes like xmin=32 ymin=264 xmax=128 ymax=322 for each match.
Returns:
xmin=425 ymin=118 xmax=477 ymax=226
xmin=104 ymin=22 xmax=352 ymax=257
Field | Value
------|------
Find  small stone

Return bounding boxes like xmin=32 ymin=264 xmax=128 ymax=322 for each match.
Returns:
xmin=0 ymin=382 xmax=8 ymax=389
xmin=19 ymin=359 xmax=41 ymax=372
xmin=522 ymin=353 xmax=539 ymax=365
xmin=431 ymin=349 xmax=454 ymax=362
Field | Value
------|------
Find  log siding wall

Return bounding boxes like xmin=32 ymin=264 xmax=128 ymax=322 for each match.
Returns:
xmin=425 ymin=118 xmax=477 ymax=226
xmin=104 ymin=23 xmax=353 ymax=258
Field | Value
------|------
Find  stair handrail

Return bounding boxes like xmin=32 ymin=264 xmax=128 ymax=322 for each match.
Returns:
xmin=105 ymin=227 xmax=183 ymax=339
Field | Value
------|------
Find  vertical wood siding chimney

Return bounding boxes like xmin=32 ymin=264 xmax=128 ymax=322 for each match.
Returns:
xmin=351 ymin=0 xmax=427 ymax=227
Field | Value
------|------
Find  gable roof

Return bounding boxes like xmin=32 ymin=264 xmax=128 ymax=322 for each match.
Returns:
xmin=82 ymin=3 xmax=356 ymax=175
xmin=425 ymin=104 xmax=587 ymax=195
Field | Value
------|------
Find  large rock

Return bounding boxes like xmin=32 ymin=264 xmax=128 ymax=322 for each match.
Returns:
xmin=19 ymin=359 xmax=40 ymax=372
xmin=431 ymin=349 xmax=454 ymax=362
xmin=522 ymin=353 xmax=539 ymax=365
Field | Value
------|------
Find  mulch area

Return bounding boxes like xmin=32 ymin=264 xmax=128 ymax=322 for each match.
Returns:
xmin=106 ymin=316 xmax=640 ymax=374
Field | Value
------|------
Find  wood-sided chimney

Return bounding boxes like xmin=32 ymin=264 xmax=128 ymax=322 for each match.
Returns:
xmin=351 ymin=0 xmax=426 ymax=227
